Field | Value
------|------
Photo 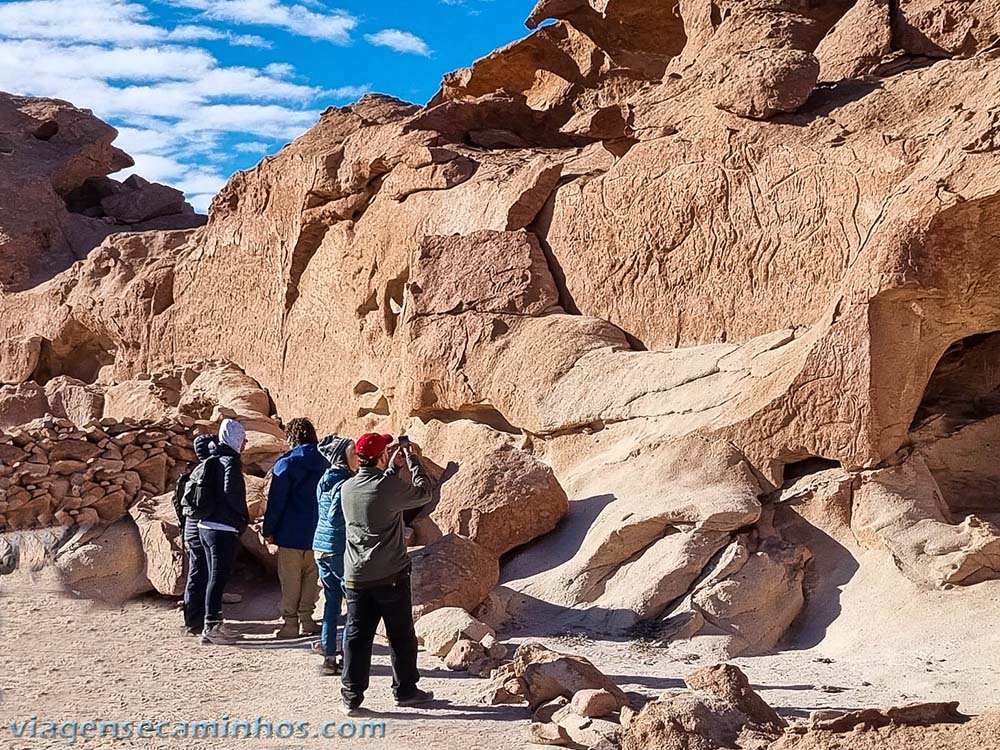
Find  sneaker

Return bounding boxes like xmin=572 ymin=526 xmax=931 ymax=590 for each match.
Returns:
xmin=182 ymin=626 xmax=201 ymax=637
xmin=311 ymin=641 xmax=325 ymax=656
xmin=219 ymin=623 xmax=244 ymax=640
xmin=201 ymin=625 xmax=239 ymax=646
xmin=395 ymin=689 xmax=434 ymax=707
xmin=339 ymin=700 xmax=363 ymax=717
xmin=319 ymin=657 xmax=340 ymax=676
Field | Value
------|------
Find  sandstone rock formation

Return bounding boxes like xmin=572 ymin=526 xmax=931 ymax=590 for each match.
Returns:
xmin=3 ymin=0 xmax=1000 ymax=666
xmin=130 ymin=492 xmax=184 ymax=597
xmin=410 ymin=534 xmax=499 ymax=619
xmin=0 ymin=93 xmax=205 ymax=292
xmin=486 ymin=642 xmax=630 ymax=709
xmin=618 ymin=664 xmax=988 ymax=750
xmin=415 ymin=606 xmax=495 ymax=658
xmin=51 ymin=517 xmax=153 ymax=603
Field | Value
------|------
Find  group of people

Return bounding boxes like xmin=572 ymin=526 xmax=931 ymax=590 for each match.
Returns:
xmin=174 ymin=417 xmax=436 ymax=714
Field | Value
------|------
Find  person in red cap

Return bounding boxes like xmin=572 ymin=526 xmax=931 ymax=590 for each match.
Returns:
xmin=338 ymin=432 xmax=434 ymax=714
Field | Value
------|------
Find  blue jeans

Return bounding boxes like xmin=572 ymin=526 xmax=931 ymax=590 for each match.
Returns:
xmin=317 ymin=553 xmax=345 ymax=657
xmin=183 ymin=518 xmax=208 ymax=631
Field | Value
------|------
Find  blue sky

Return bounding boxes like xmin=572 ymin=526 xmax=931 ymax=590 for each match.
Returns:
xmin=0 ymin=0 xmax=537 ymax=211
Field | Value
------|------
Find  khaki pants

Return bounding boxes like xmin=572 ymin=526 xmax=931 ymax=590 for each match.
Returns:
xmin=276 ymin=547 xmax=320 ymax=624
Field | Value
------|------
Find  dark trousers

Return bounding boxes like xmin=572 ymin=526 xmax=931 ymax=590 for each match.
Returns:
xmin=317 ymin=554 xmax=345 ymax=658
xmin=198 ymin=526 xmax=240 ymax=627
xmin=341 ymin=574 xmax=420 ymax=705
xmin=182 ymin=519 xmax=208 ymax=631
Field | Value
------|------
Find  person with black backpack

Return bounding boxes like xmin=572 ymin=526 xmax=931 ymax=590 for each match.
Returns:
xmin=192 ymin=418 xmax=250 ymax=646
xmin=174 ymin=433 xmax=218 ymax=636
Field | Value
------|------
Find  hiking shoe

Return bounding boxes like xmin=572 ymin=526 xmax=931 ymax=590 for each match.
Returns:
xmin=395 ymin=689 xmax=434 ymax=707
xmin=219 ymin=623 xmax=244 ymax=640
xmin=300 ymin=620 xmax=322 ymax=636
xmin=339 ymin=700 xmax=363 ymax=717
xmin=319 ymin=656 xmax=340 ymax=676
xmin=274 ymin=621 xmax=300 ymax=639
xmin=201 ymin=625 xmax=239 ymax=646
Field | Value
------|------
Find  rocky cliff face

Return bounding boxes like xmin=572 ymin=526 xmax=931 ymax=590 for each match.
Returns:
xmin=0 ymin=93 xmax=206 ymax=292
xmin=2 ymin=0 xmax=1000 ymax=658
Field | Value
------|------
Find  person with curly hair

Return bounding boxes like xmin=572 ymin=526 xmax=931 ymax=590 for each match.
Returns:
xmin=264 ymin=417 xmax=329 ymax=639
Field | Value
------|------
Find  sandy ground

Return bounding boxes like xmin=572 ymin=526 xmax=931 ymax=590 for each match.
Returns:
xmin=3 ymin=515 xmax=1000 ymax=750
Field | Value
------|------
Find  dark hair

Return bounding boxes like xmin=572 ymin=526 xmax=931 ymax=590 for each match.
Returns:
xmin=285 ymin=417 xmax=318 ymax=446
xmin=358 ymin=455 xmax=380 ymax=468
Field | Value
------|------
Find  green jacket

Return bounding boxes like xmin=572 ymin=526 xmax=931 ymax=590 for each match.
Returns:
xmin=341 ymin=453 xmax=432 ymax=587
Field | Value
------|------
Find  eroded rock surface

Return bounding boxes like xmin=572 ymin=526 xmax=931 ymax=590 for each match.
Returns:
xmin=0 ymin=93 xmax=204 ymax=292
xmin=3 ymin=0 xmax=1000 ymax=659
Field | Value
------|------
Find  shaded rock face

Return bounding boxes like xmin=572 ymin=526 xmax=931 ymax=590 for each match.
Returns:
xmin=0 ymin=93 xmax=204 ymax=292
xmin=3 ymin=0 xmax=1000 ymax=650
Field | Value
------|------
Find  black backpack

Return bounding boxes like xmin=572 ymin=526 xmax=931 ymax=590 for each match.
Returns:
xmin=180 ymin=457 xmax=221 ymax=521
xmin=172 ymin=471 xmax=192 ymax=523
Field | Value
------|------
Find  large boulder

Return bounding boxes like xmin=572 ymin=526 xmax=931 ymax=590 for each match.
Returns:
xmin=129 ymin=493 xmax=184 ymax=597
xmin=52 ymin=517 xmax=154 ymax=603
xmin=621 ymin=665 xmax=784 ymax=750
xmin=0 ymin=335 xmax=41 ymax=385
xmin=657 ymin=513 xmax=813 ymax=658
xmin=410 ymin=534 xmax=499 ymax=619
xmin=814 ymin=0 xmax=892 ymax=81
xmin=414 ymin=607 xmax=495 ymax=658
xmin=0 ymin=383 xmax=50 ymax=430
xmin=430 ymin=444 xmax=568 ymax=557
xmin=502 ymin=437 xmax=765 ymax=634
xmin=44 ymin=376 xmax=105 ymax=426
xmin=852 ymin=456 xmax=1000 ymax=588
xmin=103 ymin=377 xmax=181 ymax=422
xmin=491 ymin=642 xmax=629 ymax=709
xmin=711 ymin=48 xmax=820 ymax=119
xmin=100 ymin=175 xmax=190 ymax=224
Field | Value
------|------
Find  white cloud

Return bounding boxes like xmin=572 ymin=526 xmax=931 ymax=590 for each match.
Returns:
xmin=187 ymin=193 xmax=216 ymax=213
xmin=167 ymin=24 xmax=271 ymax=48
xmin=264 ymin=62 xmax=295 ymax=78
xmin=0 ymin=0 xmax=162 ymax=43
xmin=0 ymin=0 xmax=369 ymax=212
xmin=169 ymin=0 xmax=358 ymax=44
xmin=327 ymin=84 xmax=373 ymax=100
xmin=234 ymin=141 xmax=271 ymax=153
xmin=0 ymin=40 xmax=215 ymax=83
xmin=365 ymin=29 xmax=432 ymax=56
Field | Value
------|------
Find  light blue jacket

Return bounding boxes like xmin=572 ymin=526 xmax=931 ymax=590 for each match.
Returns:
xmin=313 ymin=467 xmax=351 ymax=555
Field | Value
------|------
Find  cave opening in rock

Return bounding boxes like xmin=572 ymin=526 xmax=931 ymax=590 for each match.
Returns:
xmin=911 ymin=332 xmax=1000 ymax=429
xmin=32 ymin=120 xmax=59 ymax=141
xmin=782 ymin=456 xmax=842 ymax=484
xmin=908 ymin=331 xmax=1000 ymax=521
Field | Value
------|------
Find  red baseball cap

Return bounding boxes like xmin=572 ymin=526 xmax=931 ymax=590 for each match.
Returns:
xmin=355 ymin=433 xmax=394 ymax=459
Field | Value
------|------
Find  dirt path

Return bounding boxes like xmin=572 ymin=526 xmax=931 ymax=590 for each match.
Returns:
xmin=1 ymin=571 xmax=523 ymax=750
xmin=3 ymin=543 xmax=999 ymax=750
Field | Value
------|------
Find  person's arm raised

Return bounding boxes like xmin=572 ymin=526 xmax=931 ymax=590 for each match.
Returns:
xmin=387 ymin=449 xmax=432 ymax=511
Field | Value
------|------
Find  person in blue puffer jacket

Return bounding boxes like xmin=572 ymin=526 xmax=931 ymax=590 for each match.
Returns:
xmin=264 ymin=418 xmax=329 ymax=639
xmin=313 ymin=435 xmax=358 ymax=675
